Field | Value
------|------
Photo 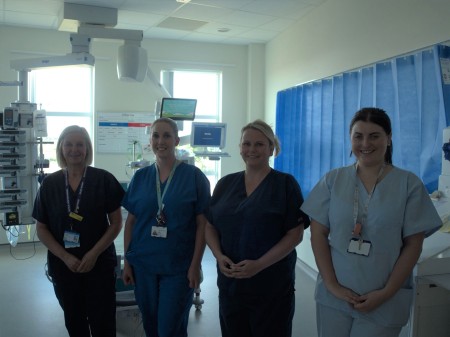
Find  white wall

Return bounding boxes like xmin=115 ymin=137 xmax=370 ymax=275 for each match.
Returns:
xmin=266 ymin=0 xmax=450 ymax=122
xmin=265 ymin=0 xmax=450 ymax=270
xmin=90 ymin=36 xmax=254 ymax=181
xmin=0 ymin=25 xmax=265 ymax=244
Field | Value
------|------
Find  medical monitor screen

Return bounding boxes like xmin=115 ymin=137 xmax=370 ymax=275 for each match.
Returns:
xmin=191 ymin=122 xmax=227 ymax=149
xmin=160 ymin=98 xmax=197 ymax=120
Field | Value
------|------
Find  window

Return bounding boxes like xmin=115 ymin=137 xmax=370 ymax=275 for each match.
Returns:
xmin=161 ymin=70 xmax=222 ymax=190
xmin=29 ymin=66 xmax=94 ymax=172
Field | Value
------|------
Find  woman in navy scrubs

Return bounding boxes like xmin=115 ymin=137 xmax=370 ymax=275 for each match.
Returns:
xmin=206 ymin=119 xmax=310 ymax=337
xmin=33 ymin=125 xmax=124 ymax=337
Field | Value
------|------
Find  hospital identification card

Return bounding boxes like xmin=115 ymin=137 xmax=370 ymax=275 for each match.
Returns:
xmin=151 ymin=226 xmax=167 ymax=238
xmin=347 ymin=238 xmax=371 ymax=256
xmin=63 ymin=230 xmax=80 ymax=249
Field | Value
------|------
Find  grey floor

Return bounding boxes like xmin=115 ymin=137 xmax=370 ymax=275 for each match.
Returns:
xmin=0 ymin=240 xmax=317 ymax=337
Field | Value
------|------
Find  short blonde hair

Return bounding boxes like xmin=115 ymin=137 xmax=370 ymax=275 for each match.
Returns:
xmin=240 ymin=119 xmax=281 ymax=157
xmin=56 ymin=125 xmax=93 ymax=168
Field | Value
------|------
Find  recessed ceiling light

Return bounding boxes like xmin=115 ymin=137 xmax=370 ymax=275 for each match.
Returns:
xmin=176 ymin=0 xmax=191 ymax=3
xmin=217 ymin=28 xmax=230 ymax=33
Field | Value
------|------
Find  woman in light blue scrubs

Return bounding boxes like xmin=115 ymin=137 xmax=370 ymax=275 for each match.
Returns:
xmin=301 ymin=108 xmax=442 ymax=337
xmin=121 ymin=118 xmax=211 ymax=337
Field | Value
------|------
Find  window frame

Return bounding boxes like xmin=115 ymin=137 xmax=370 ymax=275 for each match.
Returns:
xmin=28 ymin=66 xmax=94 ymax=172
xmin=161 ymin=69 xmax=223 ymax=189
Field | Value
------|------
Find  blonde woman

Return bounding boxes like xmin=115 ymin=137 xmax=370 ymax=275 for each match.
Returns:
xmin=122 ymin=118 xmax=210 ymax=337
xmin=206 ymin=119 xmax=310 ymax=337
xmin=33 ymin=125 xmax=124 ymax=337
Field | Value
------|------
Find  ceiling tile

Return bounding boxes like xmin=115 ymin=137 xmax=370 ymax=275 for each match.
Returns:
xmin=285 ymin=4 xmax=318 ymax=20
xmin=143 ymin=26 xmax=191 ymax=40
xmin=119 ymin=10 xmax=165 ymax=26
xmin=240 ymin=0 xmax=312 ymax=19
xmin=259 ymin=17 xmax=296 ymax=32
xmin=5 ymin=11 xmax=57 ymax=28
xmin=180 ymin=31 xmax=228 ymax=43
xmin=5 ymin=0 xmax=61 ymax=14
xmin=115 ymin=21 xmax=152 ymax=32
xmin=172 ymin=3 xmax=234 ymax=22
xmin=216 ymin=10 xmax=275 ymax=28
xmin=239 ymin=28 xmax=280 ymax=41
xmin=241 ymin=0 xmax=324 ymax=21
xmin=63 ymin=0 xmax=127 ymax=8
xmin=157 ymin=17 xmax=208 ymax=31
xmin=0 ymin=0 xmax=330 ymax=45
xmin=190 ymin=0 xmax=253 ymax=10
xmin=220 ymin=35 xmax=259 ymax=45
xmin=120 ymin=0 xmax=183 ymax=15
xmin=197 ymin=21 xmax=251 ymax=37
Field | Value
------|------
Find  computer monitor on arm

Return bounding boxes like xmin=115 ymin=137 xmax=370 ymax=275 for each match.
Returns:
xmin=190 ymin=122 xmax=227 ymax=150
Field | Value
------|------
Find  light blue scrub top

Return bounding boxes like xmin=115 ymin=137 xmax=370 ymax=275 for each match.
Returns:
xmin=301 ymin=165 xmax=442 ymax=327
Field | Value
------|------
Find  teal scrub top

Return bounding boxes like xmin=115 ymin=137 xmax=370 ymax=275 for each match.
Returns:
xmin=122 ymin=162 xmax=211 ymax=274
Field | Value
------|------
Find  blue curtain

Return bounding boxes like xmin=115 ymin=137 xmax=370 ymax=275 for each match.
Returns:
xmin=275 ymin=44 xmax=450 ymax=196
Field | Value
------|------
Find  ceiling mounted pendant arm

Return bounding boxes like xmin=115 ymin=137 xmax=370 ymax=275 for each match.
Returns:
xmin=147 ymin=68 xmax=172 ymax=98
xmin=77 ymin=25 xmax=144 ymax=45
xmin=77 ymin=24 xmax=148 ymax=82
xmin=9 ymin=33 xmax=94 ymax=103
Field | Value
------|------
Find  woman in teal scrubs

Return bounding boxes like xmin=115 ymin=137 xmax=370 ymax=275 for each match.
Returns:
xmin=122 ymin=118 xmax=210 ymax=337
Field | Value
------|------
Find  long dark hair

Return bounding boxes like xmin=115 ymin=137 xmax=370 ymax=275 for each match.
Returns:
xmin=349 ymin=107 xmax=393 ymax=164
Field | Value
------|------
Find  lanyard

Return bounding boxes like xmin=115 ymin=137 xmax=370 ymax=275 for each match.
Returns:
xmin=64 ymin=167 xmax=87 ymax=216
xmin=155 ymin=160 xmax=179 ymax=218
xmin=352 ymin=163 xmax=385 ymax=233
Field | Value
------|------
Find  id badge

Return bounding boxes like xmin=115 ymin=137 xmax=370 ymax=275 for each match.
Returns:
xmin=63 ymin=230 xmax=80 ymax=248
xmin=347 ymin=238 xmax=371 ymax=256
xmin=151 ymin=226 xmax=168 ymax=238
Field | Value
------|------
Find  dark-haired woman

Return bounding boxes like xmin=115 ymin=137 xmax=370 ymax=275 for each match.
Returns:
xmin=301 ymin=107 xmax=442 ymax=337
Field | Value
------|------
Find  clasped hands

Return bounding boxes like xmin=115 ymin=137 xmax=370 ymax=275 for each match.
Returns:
xmin=328 ymin=282 xmax=389 ymax=313
xmin=63 ymin=250 xmax=98 ymax=273
xmin=218 ymin=255 xmax=262 ymax=279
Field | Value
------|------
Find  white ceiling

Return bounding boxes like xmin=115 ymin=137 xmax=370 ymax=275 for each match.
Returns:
xmin=0 ymin=0 xmax=327 ymax=45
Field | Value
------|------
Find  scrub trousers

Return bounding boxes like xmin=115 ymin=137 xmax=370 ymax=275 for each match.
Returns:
xmin=52 ymin=266 xmax=116 ymax=337
xmin=316 ymin=303 xmax=403 ymax=337
xmin=133 ymin=271 xmax=194 ymax=337
xmin=218 ymin=285 xmax=295 ymax=337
